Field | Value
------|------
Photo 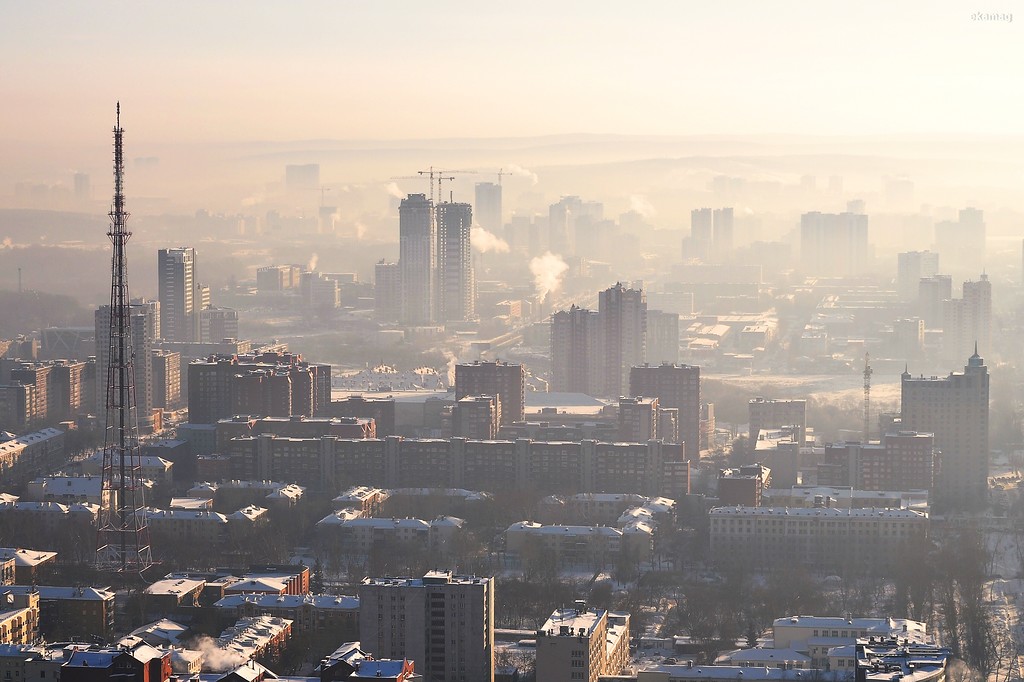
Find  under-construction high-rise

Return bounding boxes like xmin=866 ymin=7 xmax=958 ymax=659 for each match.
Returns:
xmin=95 ymin=104 xmax=153 ymax=573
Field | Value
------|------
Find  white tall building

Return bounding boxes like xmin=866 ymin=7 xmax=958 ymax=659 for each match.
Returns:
xmin=157 ymin=247 xmax=196 ymax=342
xmin=436 ymin=202 xmax=475 ymax=322
xmin=942 ymin=274 xmax=992 ymax=362
xmin=800 ymin=212 xmax=869 ymax=277
xmin=599 ymin=282 xmax=646 ymax=398
xmin=359 ymin=571 xmax=493 ymax=682
xmin=399 ymin=194 xmax=435 ymax=326
xmin=474 ymin=182 xmax=502 ymax=234
xmin=897 ymin=251 xmax=939 ymax=300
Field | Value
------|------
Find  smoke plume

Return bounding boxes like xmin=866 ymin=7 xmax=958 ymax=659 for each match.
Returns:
xmin=471 ymin=226 xmax=509 ymax=254
xmin=442 ymin=350 xmax=458 ymax=386
xmin=506 ymin=164 xmax=538 ymax=185
xmin=629 ymin=194 xmax=656 ymax=219
xmin=529 ymin=252 xmax=569 ymax=302
xmin=307 ymin=253 xmax=319 ymax=271
xmin=190 ymin=636 xmax=248 ymax=673
xmin=385 ymin=182 xmax=405 ymax=199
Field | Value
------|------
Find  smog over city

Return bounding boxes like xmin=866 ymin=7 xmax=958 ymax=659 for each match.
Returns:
xmin=0 ymin=2 xmax=1022 ymax=681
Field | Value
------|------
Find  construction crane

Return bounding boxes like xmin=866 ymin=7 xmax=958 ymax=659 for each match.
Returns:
xmin=389 ymin=174 xmax=445 ymax=204
xmin=422 ymin=168 xmax=477 ymax=204
xmin=863 ymin=352 xmax=872 ymax=442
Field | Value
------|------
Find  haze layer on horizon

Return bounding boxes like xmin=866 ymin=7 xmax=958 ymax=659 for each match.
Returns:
xmin=2 ymin=0 xmax=1021 ymax=151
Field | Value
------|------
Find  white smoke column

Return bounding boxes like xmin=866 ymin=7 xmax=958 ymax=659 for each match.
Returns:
xmin=354 ymin=222 xmax=367 ymax=239
xmin=308 ymin=253 xmax=319 ymax=271
xmin=629 ymin=194 xmax=656 ymax=219
xmin=0 ymin=237 xmax=12 ymax=249
xmin=529 ymin=252 xmax=569 ymax=303
xmin=441 ymin=351 xmax=458 ymax=387
xmin=471 ymin=226 xmax=509 ymax=254
xmin=506 ymin=164 xmax=538 ymax=185
xmin=385 ymin=182 xmax=405 ymax=199
xmin=190 ymin=636 xmax=248 ymax=673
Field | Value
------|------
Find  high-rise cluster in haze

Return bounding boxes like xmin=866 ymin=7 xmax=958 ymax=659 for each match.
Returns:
xmin=0 ymin=113 xmax=1018 ymax=682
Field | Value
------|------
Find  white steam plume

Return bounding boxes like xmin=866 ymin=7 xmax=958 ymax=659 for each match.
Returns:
xmin=308 ymin=253 xmax=319 ymax=271
xmin=385 ymin=182 xmax=405 ymax=199
xmin=1 ymin=237 xmax=13 ymax=249
xmin=471 ymin=226 xmax=509 ymax=254
xmin=629 ymin=194 xmax=656 ymax=219
xmin=506 ymin=164 xmax=538 ymax=185
xmin=190 ymin=636 xmax=248 ymax=673
xmin=529 ymin=252 xmax=569 ymax=303
xmin=442 ymin=350 xmax=458 ymax=386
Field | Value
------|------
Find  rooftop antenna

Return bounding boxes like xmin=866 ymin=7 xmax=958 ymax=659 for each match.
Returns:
xmin=95 ymin=102 xmax=153 ymax=575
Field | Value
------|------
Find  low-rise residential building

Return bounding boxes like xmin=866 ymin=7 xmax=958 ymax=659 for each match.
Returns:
xmin=0 ymin=548 xmax=54 ymax=585
xmin=333 ymin=487 xmax=389 ymax=516
xmin=213 ymin=593 xmax=359 ymax=636
xmin=212 ymin=616 xmax=293 ymax=669
xmin=505 ymin=522 xmax=652 ymax=570
xmin=772 ymin=616 xmax=929 ymax=669
xmin=0 ymin=590 xmax=39 ymax=644
xmin=143 ymin=578 xmax=205 ymax=613
xmin=3 ymin=585 xmax=115 ymax=641
xmin=316 ymin=641 xmax=417 ymax=682
xmin=709 ymin=507 xmax=928 ymax=572
xmin=535 ymin=605 xmax=630 ymax=682
xmin=314 ymin=516 xmax=465 ymax=558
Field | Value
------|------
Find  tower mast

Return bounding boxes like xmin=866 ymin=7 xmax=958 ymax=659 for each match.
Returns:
xmin=96 ymin=103 xmax=153 ymax=574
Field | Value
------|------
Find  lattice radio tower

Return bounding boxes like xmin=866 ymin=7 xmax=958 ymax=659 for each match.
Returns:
xmin=95 ymin=103 xmax=153 ymax=573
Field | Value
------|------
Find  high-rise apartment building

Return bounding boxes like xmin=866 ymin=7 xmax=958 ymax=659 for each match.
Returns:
xmin=818 ymin=432 xmax=936 ymax=492
xmin=549 ymin=196 xmax=582 ymax=256
xmin=599 ymin=283 xmax=646 ymax=398
xmin=158 ymin=247 xmax=196 ymax=342
xmin=474 ymin=182 xmax=502 ymax=234
xmin=748 ymin=398 xmax=807 ymax=445
xmin=374 ymin=261 xmax=402 ymax=322
xmin=618 ymin=396 xmax=659 ymax=442
xmin=897 ymin=251 xmax=940 ymax=300
xmin=688 ymin=208 xmax=713 ymax=261
xmin=935 ymin=208 xmax=985 ymax=279
xmin=943 ymin=274 xmax=992 ymax=362
xmin=151 ymin=350 xmax=182 ymax=411
xmin=454 ymin=361 xmax=524 ymax=425
xmin=645 ymin=310 xmax=679 ymax=365
xmin=399 ymin=194 xmax=435 ymax=325
xmin=800 ymin=212 xmax=869 ymax=277
xmin=551 ymin=306 xmax=602 ymax=395
xmin=198 ymin=307 xmax=239 ymax=343
xmin=629 ymin=364 xmax=700 ymax=460
xmin=436 ymin=202 xmax=475 ymax=322
xmin=900 ymin=352 xmax=989 ymax=510
xmin=453 ymin=395 xmax=501 ymax=439
xmin=712 ymin=207 xmax=734 ymax=261
xmin=918 ymin=275 xmax=953 ymax=328
xmin=359 ymin=571 xmax=494 ymax=682
xmin=187 ymin=351 xmax=330 ymax=424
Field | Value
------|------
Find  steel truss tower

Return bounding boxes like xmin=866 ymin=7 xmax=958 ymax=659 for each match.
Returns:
xmin=95 ymin=103 xmax=153 ymax=573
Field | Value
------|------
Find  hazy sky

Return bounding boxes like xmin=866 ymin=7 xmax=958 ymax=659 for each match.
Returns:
xmin=1 ymin=1 xmax=1021 ymax=146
